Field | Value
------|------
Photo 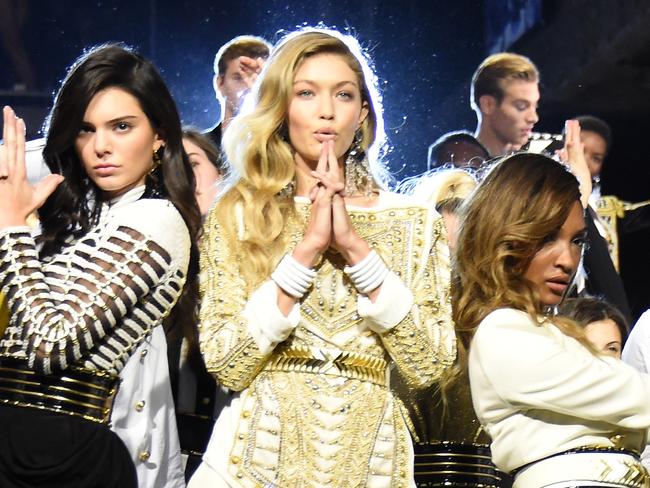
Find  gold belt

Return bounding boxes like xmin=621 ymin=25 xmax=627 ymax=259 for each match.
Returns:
xmin=265 ymin=345 xmax=387 ymax=385
xmin=0 ymin=355 xmax=119 ymax=424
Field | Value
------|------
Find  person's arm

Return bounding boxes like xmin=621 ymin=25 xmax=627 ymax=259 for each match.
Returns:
xmin=0 ymin=200 xmax=190 ymax=374
xmin=472 ymin=310 xmax=650 ymax=429
xmin=358 ymin=213 xmax=457 ymax=389
xmin=199 ymin=142 xmax=340 ymax=391
xmin=198 ymin=213 xmax=298 ymax=391
xmin=560 ymin=120 xmax=591 ymax=209
xmin=622 ymin=310 xmax=650 ymax=373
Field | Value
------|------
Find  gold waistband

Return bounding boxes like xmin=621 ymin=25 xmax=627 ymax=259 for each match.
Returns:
xmin=0 ymin=356 xmax=119 ymax=424
xmin=514 ymin=451 xmax=649 ymax=488
xmin=265 ymin=345 xmax=387 ymax=386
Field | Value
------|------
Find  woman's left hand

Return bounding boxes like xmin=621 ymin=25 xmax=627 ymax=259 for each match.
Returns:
xmin=0 ymin=106 xmax=64 ymax=229
xmin=310 ymin=140 xmax=370 ymax=265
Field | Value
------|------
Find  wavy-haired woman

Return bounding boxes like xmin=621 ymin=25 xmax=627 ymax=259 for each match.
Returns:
xmin=0 ymin=44 xmax=200 ymax=487
xmin=191 ymin=28 xmax=456 ymax=487
xmin=454 ymin=152 xmax=650 ymax=487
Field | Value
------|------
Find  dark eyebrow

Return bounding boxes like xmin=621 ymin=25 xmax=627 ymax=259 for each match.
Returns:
xmin=82 ymin=115 xmax=139 ymax=125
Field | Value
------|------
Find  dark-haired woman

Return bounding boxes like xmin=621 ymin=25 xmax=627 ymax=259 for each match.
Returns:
xmin=455 ymin=148 xmax=650 ymax=487
xmin=183 ymin=129 xmax=226 ymax=216
xmin=560 ymin=297 xmax=628 ymax=358
xmin=0 ymin=44 xmax=200 ymax=487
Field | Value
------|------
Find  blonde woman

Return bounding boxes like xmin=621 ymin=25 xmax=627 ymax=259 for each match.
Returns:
xmin=455 ymin=152 xmax=650 ymax=487
xmin=190 ymin=28 xmax=456 ymax=487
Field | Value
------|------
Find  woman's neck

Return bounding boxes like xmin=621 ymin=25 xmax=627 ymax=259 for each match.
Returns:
xmin=293 ymin=153 xmax=345 ymax=197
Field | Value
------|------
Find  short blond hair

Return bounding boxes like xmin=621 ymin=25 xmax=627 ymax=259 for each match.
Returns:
xmin=470 ymin=52 xmax=539 ymax=111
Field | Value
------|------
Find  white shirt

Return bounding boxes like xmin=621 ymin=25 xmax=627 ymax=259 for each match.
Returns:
xmin=469 ymin=308 xmax=650 ymax=473
xmin=622 ymin=309 xmax=650 ymax=469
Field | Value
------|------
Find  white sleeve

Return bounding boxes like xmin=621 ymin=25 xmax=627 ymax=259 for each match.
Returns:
xmin=243 ymin=280 xmax=300 ymax=355
xmin=357 ymin=271 xmax=413 ymax=333
xmin=623 ymin=310 xmax=650 ymax=373
xmin=472 ymin=310 xmax=650 ymax=430
xmin=25 ymin=138 xmax=50 ymax=185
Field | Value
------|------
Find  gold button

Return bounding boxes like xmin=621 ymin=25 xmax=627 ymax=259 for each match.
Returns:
xmin=140 ymin=349 xmax=148 ymax=358
xmin=138 ymin=450 xmax=150 ymax=462
xmin=242 ymin=410 xmax=250 ymax=418
xmin=230 ymin=456 xmax=240 ymax=465
xmin=135 ymin=400 xmax=145 ymax=412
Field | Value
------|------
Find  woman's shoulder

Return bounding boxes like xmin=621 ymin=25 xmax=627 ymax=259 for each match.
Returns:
xmin=107 ymin=198 xmax=190 ymax=261
xmin=475 ymin=308 xmax=536 ymax=337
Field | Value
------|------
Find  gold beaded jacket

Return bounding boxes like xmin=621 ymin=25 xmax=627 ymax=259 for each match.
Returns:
xmin=198 ymin=193 xmax=456 ymax=487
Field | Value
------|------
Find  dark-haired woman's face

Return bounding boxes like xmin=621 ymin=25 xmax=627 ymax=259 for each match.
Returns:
xmin=523 ymin=201 xmax=586 ymax=306
xmin=183 ymin=137 xmax=221 ymax=215
xmin=75 ymin=87 xmax=163 ymax=199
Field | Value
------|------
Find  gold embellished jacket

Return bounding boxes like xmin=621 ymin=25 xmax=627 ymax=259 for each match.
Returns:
xmin=198 ymin=193 xmax=456 ymax=487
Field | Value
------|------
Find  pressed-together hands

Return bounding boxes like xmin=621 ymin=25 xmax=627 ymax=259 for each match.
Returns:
xmin=293 ymin=140 xmax=371 ymax=268
xmin=0 ymin=106 xmax=63 ymax=229
xmin=277 ymin=141 xmax=375 ymax=313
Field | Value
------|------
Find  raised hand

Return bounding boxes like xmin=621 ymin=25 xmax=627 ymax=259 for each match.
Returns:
xmin=0 ymin=106 xmax=64 ymax=229
xmin=291 ymin=141 xmax=340 ymax=267
xmin=310 ymin=140 xmax=370 ymax=266
xmin=238 ymin=55 xmax=266 ymax=90
xmin=558 ymin=119 xmax=591 ymax=208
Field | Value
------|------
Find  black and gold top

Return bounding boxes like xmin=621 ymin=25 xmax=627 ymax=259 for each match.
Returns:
xmin=594 ymin=195 xmax=650 ymax=272
xmin=0 ymin=186 xmax=190 ymax=374
xmin=198 ymin=192 xmax=456 ymax=487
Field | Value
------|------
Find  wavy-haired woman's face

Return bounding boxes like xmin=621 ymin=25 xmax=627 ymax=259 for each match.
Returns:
xmin=523 ymin=201 xmax=586 ymax=306
xmin=288 ymin=53 xmax=368 ymax=168
xmin=75 ymin=87 xmax=163 ymax=200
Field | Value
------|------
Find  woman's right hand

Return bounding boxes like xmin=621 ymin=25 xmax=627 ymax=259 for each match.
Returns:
xmin=292 ymin=141 xmax=342 ymax=267
xmin=0 ymin=106 xmax=63 ymax=229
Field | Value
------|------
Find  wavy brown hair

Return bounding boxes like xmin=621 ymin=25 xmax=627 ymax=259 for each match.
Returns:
xmin=452 ymin=153 xmax=589 ymax=352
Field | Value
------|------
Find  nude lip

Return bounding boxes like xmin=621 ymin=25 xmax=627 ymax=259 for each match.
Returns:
xmin=314 ymin=133 xmax=336 ymax=142
xmin=94 ymin=164 xmax=118 ymax=175
xmin=313 ymin=128 xmax=337 ymax=143
xmin=546 ymin=277 xmax=570 ymax=295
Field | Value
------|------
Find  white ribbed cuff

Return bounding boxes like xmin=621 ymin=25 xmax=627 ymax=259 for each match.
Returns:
xmin=271 ymin=254 xmax=317 ymax=299
xmin=344 ymin=250 xmax=390 ymax=294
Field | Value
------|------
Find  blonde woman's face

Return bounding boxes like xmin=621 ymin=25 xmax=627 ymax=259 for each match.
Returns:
xmin=288 ymin=53 xmax=368 ymax=167
xmin=523 ymin=201 xmax=586 ymax=306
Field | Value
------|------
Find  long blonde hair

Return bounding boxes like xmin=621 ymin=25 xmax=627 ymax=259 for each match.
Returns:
xmin=452 ymin=153 xmax=591 ymax=351
xmin=215 ymin=28 xmax=389 ymax=288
